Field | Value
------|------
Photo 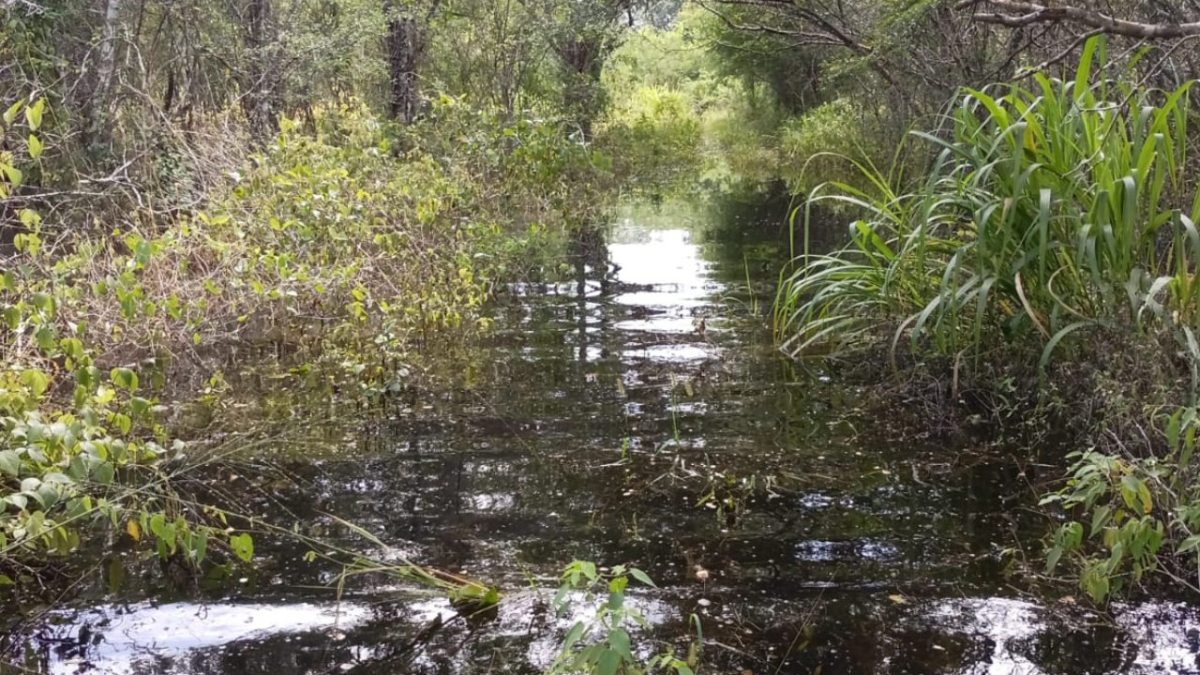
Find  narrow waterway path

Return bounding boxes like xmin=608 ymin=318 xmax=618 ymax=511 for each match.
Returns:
xmin=9 ymin=202 xmax=1200 ymax=674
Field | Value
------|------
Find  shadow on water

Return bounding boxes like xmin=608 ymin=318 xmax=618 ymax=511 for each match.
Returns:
xmin=5 ymin=194 xmax=1200 ymax=674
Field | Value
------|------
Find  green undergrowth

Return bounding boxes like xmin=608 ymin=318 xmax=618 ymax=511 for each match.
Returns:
xmin=0 ymin=94 xmax=613 ymax=588
xmin=598 ymin=5 xmax=890 ymax=199
xmin=774 ymin=37 xmax=1200 ymax=603
xmin=547 ymin=561 xmax=701 ymax=675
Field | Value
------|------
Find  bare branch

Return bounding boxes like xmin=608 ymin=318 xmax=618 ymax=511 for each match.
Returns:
xmin=958 ymin=0 xmax=1200 ymax=39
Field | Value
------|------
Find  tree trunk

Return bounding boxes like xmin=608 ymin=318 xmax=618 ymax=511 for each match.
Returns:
xmin=85 ymin=0 xmax=122 ymax=150
xmin=243 ymin=0 xmax=278 ymax=144
xmin=387 ymin=14 xmax=423 ymax=123
xmin=558 ymin=38 xmax=604 ymax=140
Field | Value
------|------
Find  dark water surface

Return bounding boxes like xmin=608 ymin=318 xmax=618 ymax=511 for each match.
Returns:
xmin=6 ymin=201 xmax=1200 ymax=674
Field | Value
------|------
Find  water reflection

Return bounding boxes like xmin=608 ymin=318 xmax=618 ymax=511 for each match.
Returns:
xmin=5 ymin=200 xmax=1200 ymax=673
xmin=13 ymin=602 xmax=369 ymax=675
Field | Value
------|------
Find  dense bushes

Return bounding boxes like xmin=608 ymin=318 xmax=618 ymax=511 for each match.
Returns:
xmin=0 ymin=96 xmax=610 ymax=582
xmin=599 ymin=86 xmax=702 ymax=193
xmin=597 ymin=7 xmax=884 ymax=198
xmin=777 ymin=98 xmax=878 ymax=198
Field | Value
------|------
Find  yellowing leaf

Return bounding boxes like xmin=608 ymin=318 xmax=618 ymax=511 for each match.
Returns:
xmin=25 ymin=98 xmax=44 ymax=132
xmin=27 ymin=134 xmax=42 ymax=160
xmin=3 ymin=100 xmax=22 ymax=126
xmin=1137 ymin=480 xmax=1153 ymax=515
xmin=887 ymin=594 xmax=908 ymax=604
xmin=126 ymin=519 xmax=141 ymax=542
xmin=3 ymin=165 xmax=23 ymax=187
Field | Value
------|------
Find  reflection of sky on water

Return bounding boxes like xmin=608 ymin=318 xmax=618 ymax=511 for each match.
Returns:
xmin=35 ymin=595 xmax=1200 ymax=674
xmin=43 ymin=602 xmax=369 ymax=675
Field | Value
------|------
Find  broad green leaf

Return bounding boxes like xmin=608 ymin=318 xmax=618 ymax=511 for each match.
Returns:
xmin=0 ymin=450 xmax=20 ymax=477
xmin=596 ymin=649 xmax=621 ymax=675
xmin=607 ymin=628 xmax=632 ymax=660
xmin=110 ymin=367 xmax=139 ymax=392
xmin=3 ymin=164 xmax=21 ymax=187
xmin=230 ymin=532 xmax=254 ymax=562
xmin=561 ymin=621 xmax=585 ymax=651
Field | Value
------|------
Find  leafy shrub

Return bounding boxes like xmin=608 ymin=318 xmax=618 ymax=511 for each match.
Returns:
xmin=0 ymin=95 xmax=614 ymax=585
xmin=598 ymin=86 xmax=702 ymax=193
xmin=773 ymin=37 xmax=1200 ymax=604
xmin=778 ymin=98 xmax=875 ymax=197
xmin=0 ymin=97 xmax=249 ymax=578
xmin=1039 ymin=406 xmax=1200 ymax=603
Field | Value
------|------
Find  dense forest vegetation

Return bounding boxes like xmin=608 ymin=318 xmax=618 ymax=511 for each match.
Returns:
xmin=10 ymin=0 xmax=1200 ymax=671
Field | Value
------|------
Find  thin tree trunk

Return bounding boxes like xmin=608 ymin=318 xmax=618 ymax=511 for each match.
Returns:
xmin=243 ymin=0 xmax=278 ymax=143
xmin=96 ymin=0 xmax=122 ymax=102
xmin=86 ymin=0 xmax=122 ymax=149
xmin=387 ymin=14 xmax=423 ymax=123
xmin=558 ymin=38 xmax=604 ymax=140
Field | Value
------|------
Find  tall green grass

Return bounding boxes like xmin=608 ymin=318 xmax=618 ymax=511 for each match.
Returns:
xmin=776 ymin=38 xmax=1200 ymax=373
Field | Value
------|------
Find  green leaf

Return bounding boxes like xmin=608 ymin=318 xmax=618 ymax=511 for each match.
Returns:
xmin=1091 ymin=505 xmax=1111 ymax=537
xmin=42 ymin=472 xmax=72 ymax=485
xmin=149 ymin=513 xmax=167 ymax=540
xmin=1045 ymin=545 xmax=1063 ymax=574
xmin=1119 ymin=476 xmax=1136 ymax=508
xmin=1 ymin=165 xmax=21 ymax=187
xmin=561 ymin=621 xmax=585 ymax=651
xmin=93 ymin=462 xmax=114 ymax=485
xmin=1075 ymin=36 xmax=1102 ymax=102
xmin=25 ymin=98 xmax=44 ymax=131
xmin=1179 ymin=534 xmax=1200 ymax=554
xmin=3 ymin=100 xmax=23 ymax=126
xmin=580 ymin=560 xmax=597 ymax=581
xmin=1040 ymin=322 xmax=1093 ymax=371
xmin=129 ymin=396 xmax=151 ymax=418
xmin=19 ymin=369 xmax=49 ymax=397
xmin=1167 ymin=409 xmax=1183 ymax=452
xmin=596 ymin=649 xmax=621 ymax=675
xmin=230 ymin=532 xmax=254 ymax=563
xmin=607 ymin=628 xmax=633 ymax=660
xmin=0 ymin=451 xmax=20 ymax=477
xmin=629 ymin=567 xmax=656 ymax=588
xmin=1136 ymin=480 xmax=1153 ymax=515
xmin=607 ymin=590 xmax=624 ymax=611
xmin=110 ymin=367 xmax=139 ymax=392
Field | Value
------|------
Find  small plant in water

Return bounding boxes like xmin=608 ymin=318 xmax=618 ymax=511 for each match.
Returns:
xmin=547 ymin=560 xmax=700 ymax=675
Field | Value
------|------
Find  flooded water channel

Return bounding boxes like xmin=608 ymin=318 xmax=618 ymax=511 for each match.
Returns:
xmin=6 ymin=201 xmax=1200 ymax=674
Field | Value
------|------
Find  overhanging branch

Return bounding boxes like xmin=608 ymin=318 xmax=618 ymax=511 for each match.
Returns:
xmin=956 ymin=0 xmax=1200 ymax=38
